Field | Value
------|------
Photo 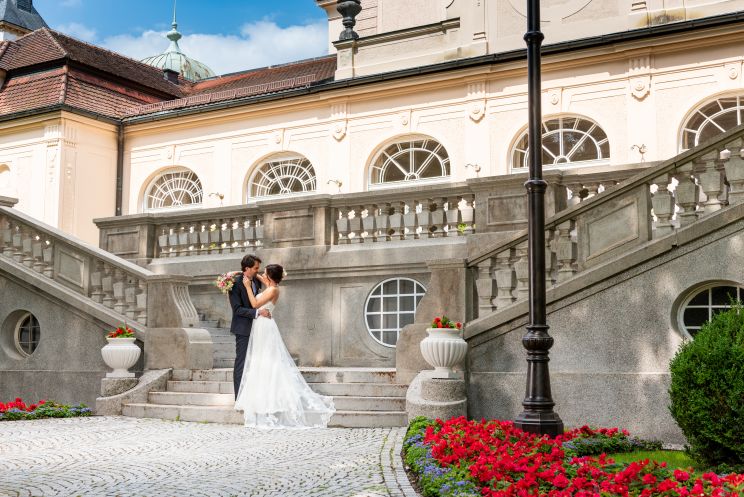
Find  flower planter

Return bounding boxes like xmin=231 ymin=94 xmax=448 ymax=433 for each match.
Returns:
xmin=419 ymin=327 xmax=467 ymax=379
xmin=101 ymin=337 xmax=140 ymax=378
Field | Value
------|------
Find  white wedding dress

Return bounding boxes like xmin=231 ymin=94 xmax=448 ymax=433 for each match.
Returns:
xmin=234 ymin=302 xmax=336 ymax=429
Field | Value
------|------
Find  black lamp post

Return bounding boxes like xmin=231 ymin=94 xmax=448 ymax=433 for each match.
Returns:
xmin=513 ymin=0 xmax=564 ymax=437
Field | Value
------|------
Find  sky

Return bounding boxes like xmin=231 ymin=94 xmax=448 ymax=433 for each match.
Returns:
xmin=33 ymin=0 xmax=330 ymax=75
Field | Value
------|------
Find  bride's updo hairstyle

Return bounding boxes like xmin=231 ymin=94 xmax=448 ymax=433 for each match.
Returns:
xmin=265 ymin=264 xmax=284 ymax=284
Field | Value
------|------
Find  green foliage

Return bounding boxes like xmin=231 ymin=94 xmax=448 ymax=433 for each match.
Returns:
xmin=669 ymin=306 xmax=744 ymax=467
xmin=610 ymin=450 xmax=697 ymax=470
xmin=562 ymin=433 xmax=662 ymax=458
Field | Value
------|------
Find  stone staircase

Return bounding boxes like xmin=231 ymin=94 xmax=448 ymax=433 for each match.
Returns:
xmin=199 ymin=318 xmax=234 ymax=368
xmin=121 ymin=367 xmax=409 ymax=427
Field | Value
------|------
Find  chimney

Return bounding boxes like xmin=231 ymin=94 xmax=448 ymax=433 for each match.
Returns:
xmin=163 ymin=68 xmax=179 ymax=84
xmin=16 ymin=0 xmax=33 ymax=12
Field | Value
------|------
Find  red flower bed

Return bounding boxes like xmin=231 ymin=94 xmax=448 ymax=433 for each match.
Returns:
xmin=0 ymin=398 xmax=45 ymax=413
xmin=423 ymin=417 xmax=744 ymax=497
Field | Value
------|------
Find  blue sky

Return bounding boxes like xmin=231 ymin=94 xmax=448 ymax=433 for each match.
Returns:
xmin=33 ymin=0 xmax=330 ymax=75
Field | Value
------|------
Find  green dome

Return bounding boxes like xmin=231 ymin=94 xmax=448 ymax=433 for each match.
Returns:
xmin=141 ymin=20 xmax=216 ymax=82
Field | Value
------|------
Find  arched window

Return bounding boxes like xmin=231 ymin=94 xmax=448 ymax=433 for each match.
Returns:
xmin=511 ymin=116 xmax=610 ymax=170
xmin=247 ymin=155 xmax=316 ymax=199
xmin=681 ymin=95 xmax=744 ymax=150
xmin=678 ymin=283 xmax=744 ymax=337
xmin=144 ymin=168 xmax=203 ymax=212
xmin=365 ymin=278 xmax=426 ymax=347
xmin=369 ymin=137 xmax=450 ymax=188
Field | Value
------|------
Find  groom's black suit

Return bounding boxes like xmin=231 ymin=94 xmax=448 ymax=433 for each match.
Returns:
xmin=229 ymin=274 xmax=262 ymax=399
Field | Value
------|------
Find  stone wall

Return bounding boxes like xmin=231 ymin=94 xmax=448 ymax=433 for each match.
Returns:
xmin=467 ymin=203 xmax=744 ymax=443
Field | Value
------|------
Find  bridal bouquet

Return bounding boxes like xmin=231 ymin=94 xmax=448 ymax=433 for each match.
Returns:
xmin=215 ymin=271 xmax=241 ymax=294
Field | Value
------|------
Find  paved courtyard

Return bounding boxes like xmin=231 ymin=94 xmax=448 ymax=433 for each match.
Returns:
xmin=0 ymin=416 xmax=418 ymax=497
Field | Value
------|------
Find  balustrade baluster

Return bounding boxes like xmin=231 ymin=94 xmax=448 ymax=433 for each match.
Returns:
xmin=0 ymin=217 xmax=14 ymax=258
xmin=723 ymin=141 xmax=744 ymax=205
xmin=674 ymin=164 xmax=700 ymax=227
xmin=362 ymin=204 xmax=378 ymax=242
xmin=335 ymin=207 xmax=351 ymax=244
xmin=101 ymin=265 xmax=115 ymax=309
xmin=90 ymin=260 xmax=104 ymax=303
xmin=476 ymin=258 xmax=496 ymax=314
xmin=348 ymin=207 xmax=364 ymax=243
xmin=229 ymin=218 xmax=243 ymax=252
xmin=31 ymin=237 xmax=45 ymax=273
xmin=12 ymin=223 xmax=23 ymax=263
xmin=196 ymin=223 xmax=208 ymax=253
xmin=136 ymin=280 xmax=147 ymax=325
xmin=651 ymin=173 xmax=675 ymax=238
xmin=112 ymin=268 xmax=126 ymax=314
xmin=156 ymin=226 xmax=169 ymax=258
xmin=445 ymin=197 xmax=462 ymax=237
xmin=167 ymin=225 xmax=179 ymax=258
xmin=494 ymin=249 xmax=516 ymax=309
xmin=696 ymin=151 xmax=727 ymax=215
xmin=20 ymin=229 xmax=35 ymax=268
xmin=460 ymin=195 xmax=475 ymax=235
xmin=565 ymin=182 xmax=585 ymax=205
xmin=418 ymin=199 xmax=433 ymax=238
xmin=42 ymin=242 xmax=53 ymax=278
xmin=545 ymin=228 xmax=556 ymax=287
xmin=124 ymin=276 xmax=137 ymax=320
xmin=513 ymin=242 xmax=529 ymax=301
xmin=555 ymin=220 xmax=577 ymax=283
xmin=403 ymin=200 xmax=419 ymax=240
xmin=428 ymin=198 xmax=444 ymax=237
xmin=375 ymin=203 xmax=391 ymax=242
xmin=389 ymin=202 xmax=405 ymax=240
xmin=187 ymin=222 xmax=199 ymax=254
xmin=584 ymin=182 xmax=601 ymax=200
xmin=254 ymin=217 xmax=265 ymax=246
xmin=177 ymin=224 xmax=190 ymax=256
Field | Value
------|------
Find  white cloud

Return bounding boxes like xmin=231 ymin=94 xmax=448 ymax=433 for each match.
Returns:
xmin=101 ymin=20 xmax=329 ymax=76
xmin=55 ymin=22 xmax=97 ymax=42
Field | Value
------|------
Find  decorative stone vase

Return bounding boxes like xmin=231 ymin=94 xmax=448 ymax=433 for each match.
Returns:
xmin=101 ymin=337 xmax=140 ymax=378
xmin=420 ymin=328 xmax=468 ymax=379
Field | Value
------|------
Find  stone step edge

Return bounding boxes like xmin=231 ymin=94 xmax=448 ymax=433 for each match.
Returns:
xmin=151 ymin=391 xmax=406 ymax=402
xmin=124 ymin=402 xmax=407 ymax=416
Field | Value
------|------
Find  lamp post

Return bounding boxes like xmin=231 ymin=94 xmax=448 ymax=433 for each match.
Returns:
xmin=513 ymin=0 xmax=564 ymax=437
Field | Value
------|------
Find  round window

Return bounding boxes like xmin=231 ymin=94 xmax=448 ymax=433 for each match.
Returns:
xmin=365 ymin=278 xmax=426 ymax=347
xmin=679 ymin=284 xmax=743 ymax=337
xmin=15 ymin=313 xmax=40 ymax=357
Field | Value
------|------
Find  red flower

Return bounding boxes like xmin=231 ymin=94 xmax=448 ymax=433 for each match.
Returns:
xmin=674 ymin=469 xmax=690 ymax=482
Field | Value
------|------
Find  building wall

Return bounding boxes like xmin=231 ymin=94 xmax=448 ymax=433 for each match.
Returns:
xmin=0 ymin=113 xmax=117 ymax=245
xmin=125 ymin=27 xmax=744 ymax=216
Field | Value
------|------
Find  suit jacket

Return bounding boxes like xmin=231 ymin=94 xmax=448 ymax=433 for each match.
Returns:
xmin=229 ymin=274 xmax=262 ymax=336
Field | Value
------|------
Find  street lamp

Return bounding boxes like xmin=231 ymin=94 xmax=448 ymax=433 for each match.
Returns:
xmin=513 ymin=0 xmax=564 ymax=437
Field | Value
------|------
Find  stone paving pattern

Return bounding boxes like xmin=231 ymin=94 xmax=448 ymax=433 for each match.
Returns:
xmin=0 ymin=416 xmax=419 ymax=497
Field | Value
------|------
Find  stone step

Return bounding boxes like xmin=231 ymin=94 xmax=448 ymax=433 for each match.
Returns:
xmin=167 ymin=380 xmax=408 ymax=398
xmin=122 ymin=403 xmax=407 ymax=427
xmin=213 ymin=358 xmax=234 ymax=368
xmin=150 ymin=391 xmax=405 ymax=411
xmin=203 ymin=327 xmax=231 ymax=336
xmin=179 ymin=368 xmax=398 ymax=384
xmin=211 ymin=342 xmax=234 ymax=354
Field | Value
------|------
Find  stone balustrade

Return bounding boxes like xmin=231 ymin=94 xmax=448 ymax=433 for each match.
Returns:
xmin=0 ymin=206 xmax=199 ymax=329
xmin=95 ymin=164 xmax=654 ymax=263
xmin=468 ymin=125 xmax=744 ymax=317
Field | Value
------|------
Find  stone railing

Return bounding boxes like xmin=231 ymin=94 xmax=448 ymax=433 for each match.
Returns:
xmin=0 ymin=206 xmax=199 ymax=330
xmin=468 ymin=124 xmax=744 ymax=317
xmin=95 ymin=163 xmax=653 ymax=262
xmin=332 ymin=183 xmax=476 ymax=243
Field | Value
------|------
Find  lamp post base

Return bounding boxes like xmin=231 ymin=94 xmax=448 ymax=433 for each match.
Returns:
xmin=514 ymin=410 xmax=564 ymax=437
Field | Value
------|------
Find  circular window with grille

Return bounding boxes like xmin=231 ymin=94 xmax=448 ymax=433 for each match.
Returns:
xmin=15 ymin=313 xmax=40 ymax=357
xmin=364 ymin=278 xmax=426 ymax=347
xmin=678 ymin=283 xmax=744 ymax=337
xmin=144 ymin=168 xmax=203 ymax=211
xmin=247 ymin=155 xmax=317 ymax=199
xmin=511 ymin=115 xmax=610 ymax=170
xmin=369 ymin=137 xmax=450 ymax=188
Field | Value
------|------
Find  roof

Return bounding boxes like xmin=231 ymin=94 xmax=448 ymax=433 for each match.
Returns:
xmin=125 ymin=55 xmax=337 ymax=117
xmin=0 ymin=67 xmax=164 ymax=119
xmin=0 ymin=0 xmax=47 ymax=33
xmin=0 ymin=28 xmax=185 ymax=97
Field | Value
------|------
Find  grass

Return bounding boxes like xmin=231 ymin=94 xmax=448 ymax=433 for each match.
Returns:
xmin=610 ymin=450 xmax=698 ymax=470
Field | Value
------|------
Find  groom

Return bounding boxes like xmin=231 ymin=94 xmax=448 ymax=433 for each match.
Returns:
xmin=229 ymin=254 xmax=271 ymax=399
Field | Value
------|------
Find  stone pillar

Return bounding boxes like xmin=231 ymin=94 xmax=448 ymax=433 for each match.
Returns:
xmin=395 ymin=258 xmax=470 ymax=384
xmin=406 ymin=370 xmax=467 ymax=422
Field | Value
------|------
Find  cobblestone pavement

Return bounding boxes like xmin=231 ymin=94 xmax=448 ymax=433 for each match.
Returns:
xmin=0 ymin=416 xmax=419 ymax=497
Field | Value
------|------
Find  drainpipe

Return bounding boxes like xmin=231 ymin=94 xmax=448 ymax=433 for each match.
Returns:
xmin=115 ymin=122 xmax=124 ymax=216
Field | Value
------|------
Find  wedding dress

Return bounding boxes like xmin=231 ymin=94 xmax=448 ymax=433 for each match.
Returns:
xmin=234 ymin=302 xmax=336 ymax=428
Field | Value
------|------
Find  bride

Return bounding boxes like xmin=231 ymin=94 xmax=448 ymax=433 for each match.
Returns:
xmin=233 ymin=263 xmax=335 ymax=429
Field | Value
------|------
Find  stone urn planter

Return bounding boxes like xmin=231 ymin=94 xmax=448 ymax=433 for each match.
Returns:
xmin=101 ymin=338 xmax=140 ymax=378
xmin=420 ymin=327 xmax=468 ymax=379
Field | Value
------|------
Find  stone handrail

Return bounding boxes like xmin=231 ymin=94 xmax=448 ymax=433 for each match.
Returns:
xmin=0 ymin=206 xmax=199 ymax=330
xmin=468 ymin=123 xmax=744 ymax=317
